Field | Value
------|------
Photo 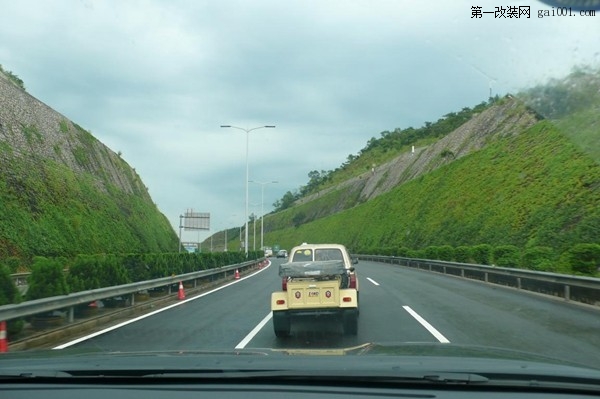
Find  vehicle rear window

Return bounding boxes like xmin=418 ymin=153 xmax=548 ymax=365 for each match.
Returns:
xmin=314 ymin=249 xmax=343 ymax=261
xmin=292 ymin=249 xmax=313 ymax=262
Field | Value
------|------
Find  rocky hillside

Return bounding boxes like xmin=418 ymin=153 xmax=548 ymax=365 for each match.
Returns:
xmin=203 ymin=68 xmax=598 ymax=260
xmin=287 ymin=96 xmax=540 ymax=225
xmin=0 ymin=69 xmax=178 ymax=265
xmin=264 ymin=118 xmax=599 ymax=263
xmin=254 ymin=68 xmax=600 ymax=263
xmin=203 ymin=97 xmax=544 ymax=249
xmin=0 ymin=72 xmax=147 ymax=198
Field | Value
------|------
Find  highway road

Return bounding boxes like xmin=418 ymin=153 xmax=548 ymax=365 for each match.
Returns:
xmin=58 ymin=258 xmax=600 ymax=369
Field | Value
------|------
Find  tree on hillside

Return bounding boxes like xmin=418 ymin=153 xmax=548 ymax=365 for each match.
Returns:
xmin=273 ymin=190 xmax=298 ymax=212
xmin=299 ymin=170 xmax=333 ymax=196
xmin=0 ymin=264 xmax=24 ymax=337
xmin=27 ymin=257 xmax=69 ymax=300
xmin=0 ymin=64 xmax=25 ymax=90
xmin=0 ymin=265 xmax=21 ymax=305
xmin=564 ymin=244 xmax=600 ymax=275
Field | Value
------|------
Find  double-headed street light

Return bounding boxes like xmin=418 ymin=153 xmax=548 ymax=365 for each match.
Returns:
xmin=220 ymin=125 xmax=275 ymax=256
xmin=249 ymin=180 xmax=278 ymax=251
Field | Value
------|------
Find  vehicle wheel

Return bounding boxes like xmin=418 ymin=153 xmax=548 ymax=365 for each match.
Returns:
xmin=342 ymin=309 xmax=358 ymax=335
xmin=273 ymin=311 xmax=290 ymax=338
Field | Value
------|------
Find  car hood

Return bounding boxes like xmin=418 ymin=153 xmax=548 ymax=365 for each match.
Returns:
xmin=1 ymin=343 xmax=599 ymax=379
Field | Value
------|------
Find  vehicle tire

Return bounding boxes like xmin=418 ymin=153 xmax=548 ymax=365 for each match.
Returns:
xmin=273 ymin=311 xmax=291 ymax=338
xmin=342 ymin=309 xmax=358 ymax=335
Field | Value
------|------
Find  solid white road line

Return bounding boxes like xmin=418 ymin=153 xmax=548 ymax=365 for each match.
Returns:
xmin=53 ymin=262 xmax=272 ymax=349
xmin=366 ymin=277 xmax=380 ymax=286
xmin=235 ymin=311 xmax=273 ymax=349
xmin=403 ymin=305 xmax=450 ymax=343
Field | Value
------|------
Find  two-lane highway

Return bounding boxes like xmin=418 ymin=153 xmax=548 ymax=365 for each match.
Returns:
xmin=59 ymin=258 xmax=600 ymax=369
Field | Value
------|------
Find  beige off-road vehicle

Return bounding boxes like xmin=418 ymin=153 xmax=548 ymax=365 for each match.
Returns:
xmin=271 ymin=243 xmax=359 ymax=337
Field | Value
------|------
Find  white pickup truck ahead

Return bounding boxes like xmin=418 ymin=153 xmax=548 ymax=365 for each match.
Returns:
xmin=271 ymin=243 xmax=359 ymax=337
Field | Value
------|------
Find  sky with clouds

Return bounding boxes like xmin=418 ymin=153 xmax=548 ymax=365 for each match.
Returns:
xmin=0 ymin=0 xmax=598 ymax=244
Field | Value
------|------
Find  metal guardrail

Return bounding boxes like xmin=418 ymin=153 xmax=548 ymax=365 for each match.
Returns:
xmin=358 ymin=255 xmax=600 ymax=307
xmin=1 ymin=259 xmax=262 ymax=322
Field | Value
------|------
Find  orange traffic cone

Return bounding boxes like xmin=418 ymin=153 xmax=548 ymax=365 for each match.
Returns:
xmin=0 ymin=320 xmax=8 ymax=353
xmin=178 ymin=282 xmax=185 ymax=300
xmin=234 ymin=269 xmax=240 ymax=279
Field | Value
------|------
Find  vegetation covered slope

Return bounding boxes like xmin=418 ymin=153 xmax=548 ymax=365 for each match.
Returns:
xmin=263 ymin=96 xmax=540 ymax=232
xmin=0 ymin=68 xmax=178 ymax=266
xmin=521 ymin=66 xmax=600 ymax=164
xmin=264 ymin=120 xmax=599 ymax=257
xmin=272 ymin=100 xmax=504 ymax=213
xmin=252 ymin=68 xmax=600 ymax=271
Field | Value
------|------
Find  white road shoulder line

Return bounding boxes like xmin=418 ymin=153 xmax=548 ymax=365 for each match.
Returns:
xmin=235 ymin=311 xmax=273 ymax=349
xmin=366 ymin=277 xmax=380 ymax=286
xmin=53 ymin=262 xmax=271 ymax=349
xmin=403 ymin=305 xmax=450 ymax=343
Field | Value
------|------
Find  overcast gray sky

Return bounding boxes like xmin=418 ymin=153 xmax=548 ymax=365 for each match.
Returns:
xmin=1 ymin=0 xmax=598 ymax=244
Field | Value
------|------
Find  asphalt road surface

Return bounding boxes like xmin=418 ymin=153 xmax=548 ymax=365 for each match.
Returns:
xmin=59 ymin=258 xmax=600 ymax=369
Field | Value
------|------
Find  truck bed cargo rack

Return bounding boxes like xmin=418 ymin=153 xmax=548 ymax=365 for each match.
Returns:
xmin=278 ymin=260 xmax=347 ymax=278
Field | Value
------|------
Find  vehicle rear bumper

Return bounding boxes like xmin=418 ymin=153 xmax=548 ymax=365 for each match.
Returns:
xmin=271 ymin=289 xmax=358 ymax=312
xmin=285 ymin=308 xmax=345 ymax=318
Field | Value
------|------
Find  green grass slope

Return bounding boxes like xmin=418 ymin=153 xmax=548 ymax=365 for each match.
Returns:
xmin=264 ymin=120 xmax=600 ymax=256
xmin=521 ymin=66 xmax=600 ymax=164
xmin=0 ymin=155 xmax=178 ymax=264
xmin=0 ymin=68 xmax=179 ymax=267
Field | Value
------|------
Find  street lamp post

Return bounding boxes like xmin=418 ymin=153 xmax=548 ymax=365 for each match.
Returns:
xmin=220 ymin=125 xmax=275 ymax=256
xmin=250 ymin=180 xmax=278 ymax=251
xmin=252 ymin=212 xmax=256 ymax=251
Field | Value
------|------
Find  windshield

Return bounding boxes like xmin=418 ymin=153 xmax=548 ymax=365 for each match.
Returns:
xmin=0 ymin=0 xmax=599 ymax=380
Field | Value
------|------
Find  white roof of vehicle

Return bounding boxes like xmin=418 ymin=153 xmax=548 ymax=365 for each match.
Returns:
xmin=293 ymin=243 xmax=348 ymax=250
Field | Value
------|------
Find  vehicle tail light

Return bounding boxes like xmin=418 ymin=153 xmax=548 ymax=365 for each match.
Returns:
xmin=343 ymin=297 xmax=352 ymax=302
xmin=282 ymin=277 xmax=288 ymax=291
xmin=349 ymin=273 xmax=357 ymax=289
xmin=276 ymin=299 xmax=285 ymax=305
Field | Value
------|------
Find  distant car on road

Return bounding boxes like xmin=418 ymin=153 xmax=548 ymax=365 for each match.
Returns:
xmin=276 ymin=249 xmax=288 ymax=258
